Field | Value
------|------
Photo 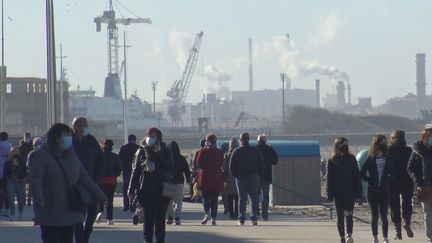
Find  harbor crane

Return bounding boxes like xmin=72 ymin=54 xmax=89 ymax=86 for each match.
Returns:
xmin=167 ymin=31 xmax=204 ymax=127
xmin=94 ymin=0 xmax=151 ymax=99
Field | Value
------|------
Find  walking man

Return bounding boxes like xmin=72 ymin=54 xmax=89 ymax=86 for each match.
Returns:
xmin=118 ymin=134 xmax=139 ymax=211
xmin=230 ymin=132 xmax=264 ymax=226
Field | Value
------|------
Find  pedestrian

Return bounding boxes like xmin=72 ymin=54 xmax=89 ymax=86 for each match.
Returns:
xmin=30 ymin=123 xmax=106 ymax=243
xmin=223 ymin=137 xmax=239 ymax=220
xmin=407 ymin=124 xmax=432 ymax=242
xmin=196 ymin=134 xmax=224 ymax=226
xmin=230 ymin=132 xmax=264 ymax=226
xmin=327 ymin=137 xmax=362 ymax=243
xmin=118 ymin=134 xmax=139 ymax=211
xmin=360 ymin=134 xmax=391 ymax=243
xmin=4 ymin=146 xmax=27 ymax=221
xmin=19 ymin=132 xmax=33 ymax=207
xmin=190 ymin=139 xmax=206 ymax=202
xmin=72 ymin=117 xmax=105 ymax=243
xmin=0 ymin=131 xmax=11 ymax=217
xmin=166 ymin=141 xmax=191 ymax=225
xmin=95 ymin=139 xmax=122 ymax=225
xmin=26 ymin=136 xmax=44 ymax=223
xmin=256 ymin=134 xmax=278 ymax=221
xmin=220 ymin=142 xmax=229 ymax=215
xmin=387 ymin=130 xmax=414 ymax=240
xmin=128 ymin=127 xmax=172 ymax=243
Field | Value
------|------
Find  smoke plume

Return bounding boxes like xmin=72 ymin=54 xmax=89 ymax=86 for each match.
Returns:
xmin=200 ymin=65 xmax=232 ymax=99
xmin=169 ymin=31 xmax=192 ymax=70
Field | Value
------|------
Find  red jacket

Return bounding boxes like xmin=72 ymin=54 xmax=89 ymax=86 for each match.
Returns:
xmin=196 ymin=146 xmax=224 ymax=193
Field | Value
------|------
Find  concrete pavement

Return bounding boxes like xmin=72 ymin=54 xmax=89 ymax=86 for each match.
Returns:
xmin=0 ymin=197 xmax=428 ymax=243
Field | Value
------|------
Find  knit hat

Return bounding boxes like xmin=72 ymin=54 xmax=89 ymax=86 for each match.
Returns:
xmin=147 ymin=127 xmax=162 ymax=140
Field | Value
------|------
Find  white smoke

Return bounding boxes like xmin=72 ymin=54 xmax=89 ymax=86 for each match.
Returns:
xmin=169 ymin=31 xmax=192 ymax=70
xmin=309 ymin=12 xmax=342 ymax=48
xmin=255 ymin=35 xmax=349 ymax=82
xmin=200 ymin=65 xmax=232 ymax=99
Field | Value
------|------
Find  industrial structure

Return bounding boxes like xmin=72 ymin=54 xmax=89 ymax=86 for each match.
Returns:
xmin=166 ymin=31 xmax=204 ymax=127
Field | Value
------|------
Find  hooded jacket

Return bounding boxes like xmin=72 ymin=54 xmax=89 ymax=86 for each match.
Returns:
xmin=256 ymin=142 xmax=278 ymax=183
xmin=408 ymin=141 xmax=432 ymax=188
xmin=387 ymin=144 xmax=413 ymax=189
xmin=326 ymin=153 xmax=362 ymax=200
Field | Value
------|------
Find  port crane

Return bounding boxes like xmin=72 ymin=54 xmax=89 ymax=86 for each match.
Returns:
xmin=167 ymin=31 xmax=204 ymax=127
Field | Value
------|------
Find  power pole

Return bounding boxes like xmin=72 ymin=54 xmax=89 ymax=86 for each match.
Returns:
xmin=46 ymin=0 xmax=57 ymax=128
xmin=280 ymin=73 xmax=285 ymax=124
xmin=0 ymin=0 xmax=4 ymax=131
xmin=151 ymin=81 xmax=157 ymax=113
xmin=121 ymin=31 xmax=131 ymax=144
xmin=57 ymin=43 xmax=67 ymax=123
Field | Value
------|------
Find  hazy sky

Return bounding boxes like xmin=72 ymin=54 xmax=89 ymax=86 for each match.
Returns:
xmin=4 ymin=0 xmax=432 ymax=105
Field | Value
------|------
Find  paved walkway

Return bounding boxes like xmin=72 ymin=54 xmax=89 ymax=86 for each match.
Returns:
xmin=0 ymin=197 xmax=428 ymax=243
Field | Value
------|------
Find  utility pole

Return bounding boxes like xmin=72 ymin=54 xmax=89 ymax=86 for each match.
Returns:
xmin=0 ymin=0 xmax=4 ymax=131
xmin=280 ymin=73 xmax=285 ymax=124
xmin=57 ymin=43 xmax=67 ymax=123
xmin=46 ymin=0 xmax=57 ymax=128
xmin=121 ymin=31 xmax=131 ymax=144
xmin=151 ymin=81 xmax=157 ymax=113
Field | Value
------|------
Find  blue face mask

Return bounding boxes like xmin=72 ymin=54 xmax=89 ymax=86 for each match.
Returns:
xmin=82 ymin=127 xmax=89 ymax=137
xmin=146 ymin=136 xmax=157 ymax=146
xmin=428 ymin=137 xmax=432 ymax=145
xmin=62 ymin=136 xmax=73 ymax=150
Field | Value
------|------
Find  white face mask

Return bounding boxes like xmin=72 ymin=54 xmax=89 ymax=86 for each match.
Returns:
xmin=146 ymin=136 xmax=157 ymax=146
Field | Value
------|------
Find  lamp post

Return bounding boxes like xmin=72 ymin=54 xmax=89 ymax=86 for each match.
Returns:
xmin=1 ymin=0 xmax=5 ymax=131
xmin=46 ymin=0 xmax=57 ymax=128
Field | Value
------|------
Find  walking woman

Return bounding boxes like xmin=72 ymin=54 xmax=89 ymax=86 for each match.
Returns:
xmin=128 ymin=127 xmax=172 ymax=243
xmin=360 ymin=134 xmax=391 ymax=243
xmin=326 ymin=137 xmax=362 ymax=243
xmin=30 ymin=123 xmax=106 ymax=243
xmin=4 ymin=147 xmax=27 ymax=221
xmin=96 ymin=139 xmax=122 ymax=225
xmin=387 ymin=130 xmax=414 ymax=239
xmin=196 ymin=134 xmax=224 ymax=226
xmin=408 ymin=124 xmax=432 ymax=242
xmin=166 ymin=141 xmax=191 ymax=225
xmin=223 ymin=137 xmax=240 ymax=220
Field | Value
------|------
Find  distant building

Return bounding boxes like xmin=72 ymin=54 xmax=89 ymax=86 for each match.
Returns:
xmin=375 ymin=93 xmax=432 ymax=119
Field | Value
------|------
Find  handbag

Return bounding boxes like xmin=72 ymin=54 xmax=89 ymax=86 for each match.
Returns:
xmin=51 ymin=154 xmax=92 ymax=212
xmin=416 ymin=186 xmax=432 ymax=203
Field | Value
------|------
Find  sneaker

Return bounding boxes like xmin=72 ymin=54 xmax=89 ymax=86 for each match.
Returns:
xmin=393 ymin=235 xmax=401 ymax=240
xmin=383 ymin=238 xmax=389 ymax=243
xmin=201 ymin=214 xmax=210 ymax=225
xmin=95 ymin=212 xmax=103 ymax=224
xmin=166 ymin=216 xmax=173 ymax=225
xmin=175 ymin=217 xmax=181 ymax=225
xmin=107 ymin=220 xmax=114 ymax=225
xmin=237 ymin=220 xmax=245 ymax=226
xmin=251 ymin=219 xmax=258 ymax=226
xmin=404 ymin=224 xmax=414 ymax=238
xmin=345 ymin=236 xmax=353 ymax=243
xmin=132 ymin=214 xmax=139 ymax=225
xmin=211 ymin=219 xmax=217 ymax=226
xmin=373 ymin=239 xmax=379 ymax=243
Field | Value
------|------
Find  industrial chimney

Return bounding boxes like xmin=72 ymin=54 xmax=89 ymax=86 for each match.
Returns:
xmin=315 ymin=79 xmax=320 ymax=108
xmin=347 ymin=83 xmax=352 ymax=105
xmin=336 ymin=81 xmax=346 ymax=108
xmin=416 ymin=53 xmax=427 ymax=111
xmin=248 ymin=38 xmax=253 ymax=92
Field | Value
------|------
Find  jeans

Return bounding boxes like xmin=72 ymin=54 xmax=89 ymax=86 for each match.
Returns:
xmin=98 ymin=183 xmax=117 ymax=220
xmin=236 ymin=174 xmax=260 ymax=222
xmin=422 ymin=202 xmax=432 ymax=241
xmin=227 ymin=195 xmax=239 ymax=219
xmin=6 ymin=178 xmax=25 ymax=217
xmin=334 ymin=197 xmax=355 ymax=238
xmin=167 ymin=184 xmax=185 ymax=218
xmin=389 ymin=185 xmax=413 ymax=226
xmin=122 ymin=173 xmax=131 ymax=210
xmin=258 ymin=181 xmax=270 ymax=218
xmin=139 ymin=193 xmax=170 ymax=243
xmin=74 ymin=203 xmax=98 ymax=243
xmin=368 ymin=186 xmax=389 ymax=238
xmin=0 ymin=178 xmax=9 ymax=211
xmin=41 ymin=225 xmax=74 ymax=243
xmin=202 ymin=191 xmax=219 ymax=219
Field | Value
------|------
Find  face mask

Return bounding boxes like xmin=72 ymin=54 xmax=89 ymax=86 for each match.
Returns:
xmin=62 ymin=136 xmax=73 ymax=150
xmin=339 ymin=145 xmax=349 ymax=154
xmin=82 ymin=127 xmax=89 ymax=136
xmin=146 ymin=136 xmax=157 ymax=146
xmin=428 ymin=137 xmax=432 ymax=145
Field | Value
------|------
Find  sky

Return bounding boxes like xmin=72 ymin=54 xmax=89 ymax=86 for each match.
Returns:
xmin=4 ymin=0 xmax=432 ymax=105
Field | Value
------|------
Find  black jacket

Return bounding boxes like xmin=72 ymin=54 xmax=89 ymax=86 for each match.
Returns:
xmin=19 ymin=140 xmax=33 ymax=161
xmin=256 ymin=143 xmax=278 ymax=183
xmin=128 ymin=142 xmax=172 ymax=196
xmin=387 ymin=144 xmax=413 ymax=189
xmin=326 ymin=154 xmax=362 ymax=200
xmin=168 ymin=141 xmax=191 ymax=185
xmin=230 ymin=143 xmax=264 ymax=179
xmin=360 ymin=155 xmax=391 ymax=188
xmin=118 ymin=143 xmax=140 ymax=176
xmin=101 ymin=150 xmax=122 ymax=178
xmin=72 ymin=134 xmax=104 ymax=181
xmin=408 ymin=141 xmax=432 ymax=187
xmin=4 ymin=156 xmax=27 ymax=180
